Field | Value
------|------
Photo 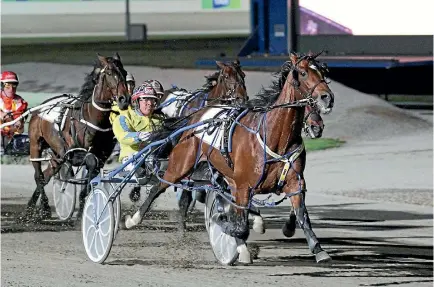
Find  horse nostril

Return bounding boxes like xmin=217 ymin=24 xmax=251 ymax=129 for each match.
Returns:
xmin=320 ymin=94 xmax=329 ymax=101
xmin=321 ymin=94 xmax=334 ymax=107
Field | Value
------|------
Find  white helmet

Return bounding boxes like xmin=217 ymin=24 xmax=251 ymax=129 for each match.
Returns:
xmin=126 ymin=72 xmax=135 ymax=83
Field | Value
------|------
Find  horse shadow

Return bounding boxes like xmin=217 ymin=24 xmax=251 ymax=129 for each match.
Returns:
xmin=243 ymin=202 xmax=433 ymax=282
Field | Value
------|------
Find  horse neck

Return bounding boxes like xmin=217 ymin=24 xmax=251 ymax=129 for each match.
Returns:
xmin=263 ymin=82 xmax=303 ymax=155
xmin=85 ymin=84 xmax=112 ymax=127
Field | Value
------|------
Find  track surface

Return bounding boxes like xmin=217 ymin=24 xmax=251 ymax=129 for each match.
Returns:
xmin=1 ymin=64 xmax=433 ymax=287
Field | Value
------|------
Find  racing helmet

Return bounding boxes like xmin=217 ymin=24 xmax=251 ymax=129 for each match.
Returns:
xmin=132 ymin=84 xmax=159 ymax=108
xmin=1 ymin=71 xmax=19 ymax=89
xmin=142 ymin=79 xmax=164 ymax=98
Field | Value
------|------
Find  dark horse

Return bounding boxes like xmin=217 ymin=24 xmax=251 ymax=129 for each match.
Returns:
xmin=125 ymin=52 xmax=334 ymax=264
xmin=158 ymin=59 xmax=247 ymax=119
xmin=24 ymin=53 xmax=130 ymax=221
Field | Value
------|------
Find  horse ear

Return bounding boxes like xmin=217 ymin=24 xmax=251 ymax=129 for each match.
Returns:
xmin=289 ymin=51 xmax=298 ymax=64
xmin=97 ymin=54 xmax=109 ymax=66
xmin=215 ymin=61 xmax=226 ymax=70
xmin=113 ymin=52 xmax=121 ymax=61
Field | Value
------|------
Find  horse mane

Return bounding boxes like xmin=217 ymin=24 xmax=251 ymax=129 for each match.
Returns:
xmin=77 ymin=56 xmax=126 ymax=101
xmin=245 ymin=61 xmax=293 ymax=108
xmin=202 ymin=71 xmax=220 ymax=89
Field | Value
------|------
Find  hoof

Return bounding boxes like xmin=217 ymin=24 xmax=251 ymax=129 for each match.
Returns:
xmin=125 ymin=211 xmax=141 ymax=229
xmin=248 ymin=243 xmax=260 ymax=260
xmin=315 ymin=250 xmax=332 ymax=263
xmin=195 ymin=190 xmax=206 ymax=204
xmin=237 ymin=244 xmax=252 ymax=265
xmin=129 ymin=188 xmax=141 ymax=202
xmin=237 ymin=251 xmax=252 ymax=265
xmin=282 ymin=216 xmax=297 ymax=238
xmin=40 ymin=208 xmax=52 ymax=220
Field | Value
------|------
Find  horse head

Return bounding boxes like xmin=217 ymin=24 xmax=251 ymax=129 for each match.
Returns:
xmin=92 ymin=53 xmax=130 ymax=111
xmin=214 ymin=60 xmax=248 ymax=104
xmin=288 ymin=51 xmax=334 ymax=114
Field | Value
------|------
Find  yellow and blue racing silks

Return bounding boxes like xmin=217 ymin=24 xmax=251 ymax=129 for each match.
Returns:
xmin=112 ymin=106 xmax=163 ymax=161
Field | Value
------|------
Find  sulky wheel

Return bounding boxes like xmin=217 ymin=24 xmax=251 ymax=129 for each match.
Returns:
xmin=82 ymin=186 xmax=115 ymax=264
xmin=205 ymin=191 xmax=239 ymax=265
xmin=52 ymin=162 xmax=77 ymax=220
xmin=103 ymin=182 xmax=121 ymax=239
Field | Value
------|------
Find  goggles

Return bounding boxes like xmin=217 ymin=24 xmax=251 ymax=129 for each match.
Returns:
xmin=3 ymin=82 xmax=18 ymax=88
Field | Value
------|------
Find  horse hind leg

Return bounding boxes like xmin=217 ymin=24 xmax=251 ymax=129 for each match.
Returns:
xmin=25 ymin=137 xmax=50 ymax=220
xmin=176 ymin=188 xmax=193 ymax=234
xmin=282 ymin=207 xmax=297 ymax=238
xmin=38 ymin=162 xmax=60 ymax=219
xmin=125 ymin=139 xmax=199 ymax=229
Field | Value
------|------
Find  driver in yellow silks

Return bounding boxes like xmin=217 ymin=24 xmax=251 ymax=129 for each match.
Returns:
xmin=112 ymin=83 xmax=164 ymax=162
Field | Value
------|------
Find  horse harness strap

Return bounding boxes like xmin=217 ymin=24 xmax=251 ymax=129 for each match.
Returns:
xmin=79 ymin=118 xmax=112 ymax=132
xmin=220 ymin=110 xmax=240 ymax=169
xmin=255 ymin=132 xmax=305 ymax=188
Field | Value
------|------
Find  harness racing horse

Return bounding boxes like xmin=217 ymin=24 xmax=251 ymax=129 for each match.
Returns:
xmin=125 ymin=52 xmax=334 ymax=264
xmin=124 ymin=59 xmax=248 ymax=231
xmin=125 ymin=60 xmax=248 ymax=231
xmin=24 ymin=53 xmax=130 ymax=221
xmin=160 ymin=60 xmax=324 ymax=232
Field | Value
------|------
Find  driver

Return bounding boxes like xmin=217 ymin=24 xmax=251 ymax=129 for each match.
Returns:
xmin=112 ymin=82 xmax=164 ymax=167
xmin=0 ymin=71 xmax=28 ymax=155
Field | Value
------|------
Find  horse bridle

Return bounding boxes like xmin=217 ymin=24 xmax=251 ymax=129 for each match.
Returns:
xmin=286 ymin=56 xmax=327 ymax=111
xmin=216 ymin=65 xmax=247 ymax=104
xmin=91 ymin=64 xmax=127 ymax=112
xmin=77 ymin=64 xmax=128 ymax=133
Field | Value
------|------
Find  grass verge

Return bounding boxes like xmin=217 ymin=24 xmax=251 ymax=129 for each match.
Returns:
xmin=304 ymin=138 xmax=345 ymax=152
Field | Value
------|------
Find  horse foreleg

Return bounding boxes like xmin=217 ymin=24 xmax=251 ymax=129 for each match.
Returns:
xmin=76 ymin=166 xmax=98 ymax=222
xmin=231 ymin=185 xmax=252 ymax=264
xmin=289 ymin=192 xmax=331 ymax=263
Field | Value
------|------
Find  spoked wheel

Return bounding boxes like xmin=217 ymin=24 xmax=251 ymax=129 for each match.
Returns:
xmin=52 ymin=162 xmax=77 ymax=220
xmin=82 ymin=186 xmax=115 ymax=264
xmin=205 ymin=191 xmax=239 ymax=265
xmin=103 ymin=182 xmax=121 ymax=239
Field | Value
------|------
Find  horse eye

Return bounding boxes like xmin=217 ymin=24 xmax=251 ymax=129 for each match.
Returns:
xmin=301 ymin=71 xmax=307 ymax=77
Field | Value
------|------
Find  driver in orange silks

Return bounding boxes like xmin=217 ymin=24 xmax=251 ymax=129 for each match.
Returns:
xmin=0 ymin=71 xmax=28 ymax=155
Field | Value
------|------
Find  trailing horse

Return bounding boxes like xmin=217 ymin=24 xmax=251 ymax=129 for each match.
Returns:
xmin=125 ymin=51 xmax=335 ymax=264
xmin=24 ymin=53 xmax=130 ymax=222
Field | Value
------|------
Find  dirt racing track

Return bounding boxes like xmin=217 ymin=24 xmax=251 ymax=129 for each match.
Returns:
xmin=1 ymin=64 xmax=433 ymax=287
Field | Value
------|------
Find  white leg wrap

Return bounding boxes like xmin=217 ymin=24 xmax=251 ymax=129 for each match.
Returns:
xmin=237 ymin=243 xmax=252 ymax=264
xmin=124 ymin=211 xmax=141 ymax=229
xmin=252 ymin=215 xmax=265 ymax=234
